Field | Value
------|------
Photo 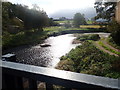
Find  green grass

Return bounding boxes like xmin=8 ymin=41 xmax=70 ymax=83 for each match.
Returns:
xmin=54 ymin=20 xmax=73 ymax=24
xmin=87 ymin=20 xmax=93 ymax=24
xmin=76 ymin=34 xmax=100 ymax=41
xmin=43 ymin=26 xmax=91 ymax=35
xmin=55 ymin=20 xmax=93 ymax=24
xmin=80 ymin=25 xmax=106 ymax=29
xmin=55 ymin=20 xmax=93 ymax=25
xmin=44 ymin=26 xmax=101 ymax=32
xmin=98 ymin=40 xmax=120 ymax=55
xmin=43 ymin=26 xmax=104 ymax=36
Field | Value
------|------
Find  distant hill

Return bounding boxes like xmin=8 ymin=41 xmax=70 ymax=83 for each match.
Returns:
xmin=49 ymin=7 xmax=97 ymax=20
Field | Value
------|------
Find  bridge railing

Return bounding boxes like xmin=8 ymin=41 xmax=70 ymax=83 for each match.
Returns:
xmin=1 ymin=61 xmax=120 ymax=90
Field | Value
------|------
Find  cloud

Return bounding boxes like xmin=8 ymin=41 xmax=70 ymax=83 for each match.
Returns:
xmin=8 ymin=0 xmax=95 ymax=15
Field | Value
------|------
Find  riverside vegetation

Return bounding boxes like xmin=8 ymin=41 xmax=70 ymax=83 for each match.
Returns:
xmin=56 ymin=34 xmax=120 ymax=79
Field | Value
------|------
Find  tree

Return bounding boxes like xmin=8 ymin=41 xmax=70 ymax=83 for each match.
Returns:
xmin=2 ymin=2 xmax=49 ymax=33
xmin=48 ymin=18 xmax=59 ymax=26
xmin=59 ymin=17 xmax=67 ymax=21
xmin=94 ymin=1 xmax=120 ymax=45
xmin=107 ymin=20 xmax=120 ymax=45
xmin=94 ymin=0 xmax=116 ymax=21
xmin=73 ymin=13 xmax=86 ymax=28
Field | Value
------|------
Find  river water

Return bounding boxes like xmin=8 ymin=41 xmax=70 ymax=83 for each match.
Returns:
xmin=3 ymin=34 xmax=80 ymax=68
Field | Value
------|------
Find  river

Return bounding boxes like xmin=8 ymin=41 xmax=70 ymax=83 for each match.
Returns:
xmin=3 ymin=34 xmax=81 ymax=68
xmin=3 ymin=33 xmax=110 ymax=68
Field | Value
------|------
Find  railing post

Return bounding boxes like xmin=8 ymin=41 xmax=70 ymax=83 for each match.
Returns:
xmin=2 ymin=73 xmax=16 ymax=89
xmin=14 ymin=76 xmax=24 ymax=90
xmin=2 ymin=73 xmax=24 ymax=90
xmin=2 ymin=73 xmax=6 ymax=89
xmin=29 ymin=79 xmax=37 ymax=90
xmin=46 ymin=83 xmax=53 ymax=90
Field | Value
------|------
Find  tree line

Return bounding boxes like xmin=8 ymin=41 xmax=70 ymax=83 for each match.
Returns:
xmin=94 ymin=0 xmax=120 ymax=45
xmin=2 ymin=2 xmax=57 ymax=34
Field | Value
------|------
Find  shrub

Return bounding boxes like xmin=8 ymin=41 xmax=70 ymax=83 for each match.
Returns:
xmin=77 ymin=34 xmax=100 ymax=41
xmin=57 ymin=41 xmax=120 ymax=78
xmin=107 ymin=36 xmax=120 ymax=50
xmin=111 ymin=59 xmax=120 ymax=72
xmin=107 ymin=20 xmax=120 ymax=45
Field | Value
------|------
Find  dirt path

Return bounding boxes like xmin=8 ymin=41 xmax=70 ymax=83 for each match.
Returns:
xmin=103 ymin=38 xmax=120 ymax=52
xmin=93 ymin=33 xmax=120 ymax=57
xmin=95 ymin=42 xmax=119 ymax=57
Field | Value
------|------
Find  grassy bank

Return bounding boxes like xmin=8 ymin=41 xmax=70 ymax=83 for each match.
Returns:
xmin=56 ymin=40 xmax=120 ymax=79
xmin=43 ymin=26 xmax=104 ymax=35
xmin=2 ymin=30 xmax=48 ymax=50
xmin=98 ymin=40 xmax=120 ymax=55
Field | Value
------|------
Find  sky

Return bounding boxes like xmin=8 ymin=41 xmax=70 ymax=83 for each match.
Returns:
xmin=7 ymin=0 xmax=95 ymax=16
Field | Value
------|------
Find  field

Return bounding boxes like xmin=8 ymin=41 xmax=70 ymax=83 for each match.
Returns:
xmin=43 ymin=26 xmax=90 ymax=33
xmin=80 ymin=25 xmax=106 ymax=29
xmin=54 ymin=20 xmax=93 ymax=24
xmin=54 ymin=20 xmax=73 ymax=24
xmin=44 ymin=25 xmax=104 ymax=32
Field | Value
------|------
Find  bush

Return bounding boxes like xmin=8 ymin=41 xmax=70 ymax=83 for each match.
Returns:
xmin=107 ymin=36 xmax=120 ymax=50
xmin=77 ymin=34 xmax=100 ymax=41
xmin=107 ymin=20 xmax=120 ymax=45
xmin=57 ymin=41 xmax=120 ymax=78
xmin=111 ymin=59 xmax=120 ymax=72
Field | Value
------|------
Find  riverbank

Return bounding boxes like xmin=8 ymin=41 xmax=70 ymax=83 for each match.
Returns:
xmin=3 ymin=26 xmax=105 ymax=50
xmin=56 ymin=34 xmax=120 ymax=79
xmin=2 ymin=30 xmax=48 ymax=50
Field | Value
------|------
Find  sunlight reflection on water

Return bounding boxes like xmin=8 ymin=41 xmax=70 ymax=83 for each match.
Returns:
xmin=44 ymin=34 xmax=81 ymax=67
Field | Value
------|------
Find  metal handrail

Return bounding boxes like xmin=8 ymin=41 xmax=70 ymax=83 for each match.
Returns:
xmin=1 ymin=61 xmax=120 ymax=89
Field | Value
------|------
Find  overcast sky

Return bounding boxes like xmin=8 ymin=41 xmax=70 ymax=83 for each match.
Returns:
xmin=7 ymin=0 xmax=95 ymax=15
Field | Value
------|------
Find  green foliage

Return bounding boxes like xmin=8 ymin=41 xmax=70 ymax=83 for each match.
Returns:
xmin=87 ymin=20 xmax=93 ymax=24
xmin=94 ymin=1 xmax=116 ymax=21
xmin=107 ymin=20 xmax=120 ymax=45
xmin=2 ymin=2 xmax=50 ymax=49
xmin=98 ymin=40 xmax=120 ymax=55
xmin=64 ymin=21 xmax=72 ymax=28
xmin=2 ymin=2 xmax=12 ymax=31
xmin=77 ymin=34 xmax=100 ymax=41
xmin=73 ymin=13 xmax=87 ymax=28
xmin=107 ymin=36 xmax=120 ymax=50
xmin=48 ymin=18 xmax=59 ymax=26
xmin=44 ymin=26 xmax=102 ymax=36
xmin=2 ymin=2 xmax=49 ymax=34
xmin=2 ymin=30 xmax=47 ymax=49
xmin=56 ymin=59 xmax=75 ymax=72
xmin=57 ymin=41 xmax=120 ymax=78
xmin=12 ymin=4 xmax=49 ymax=30
xmin=111 ymin=59 xmax=120 ymax=72
xmin=55 ymin=20 xmax=73 ymax=24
